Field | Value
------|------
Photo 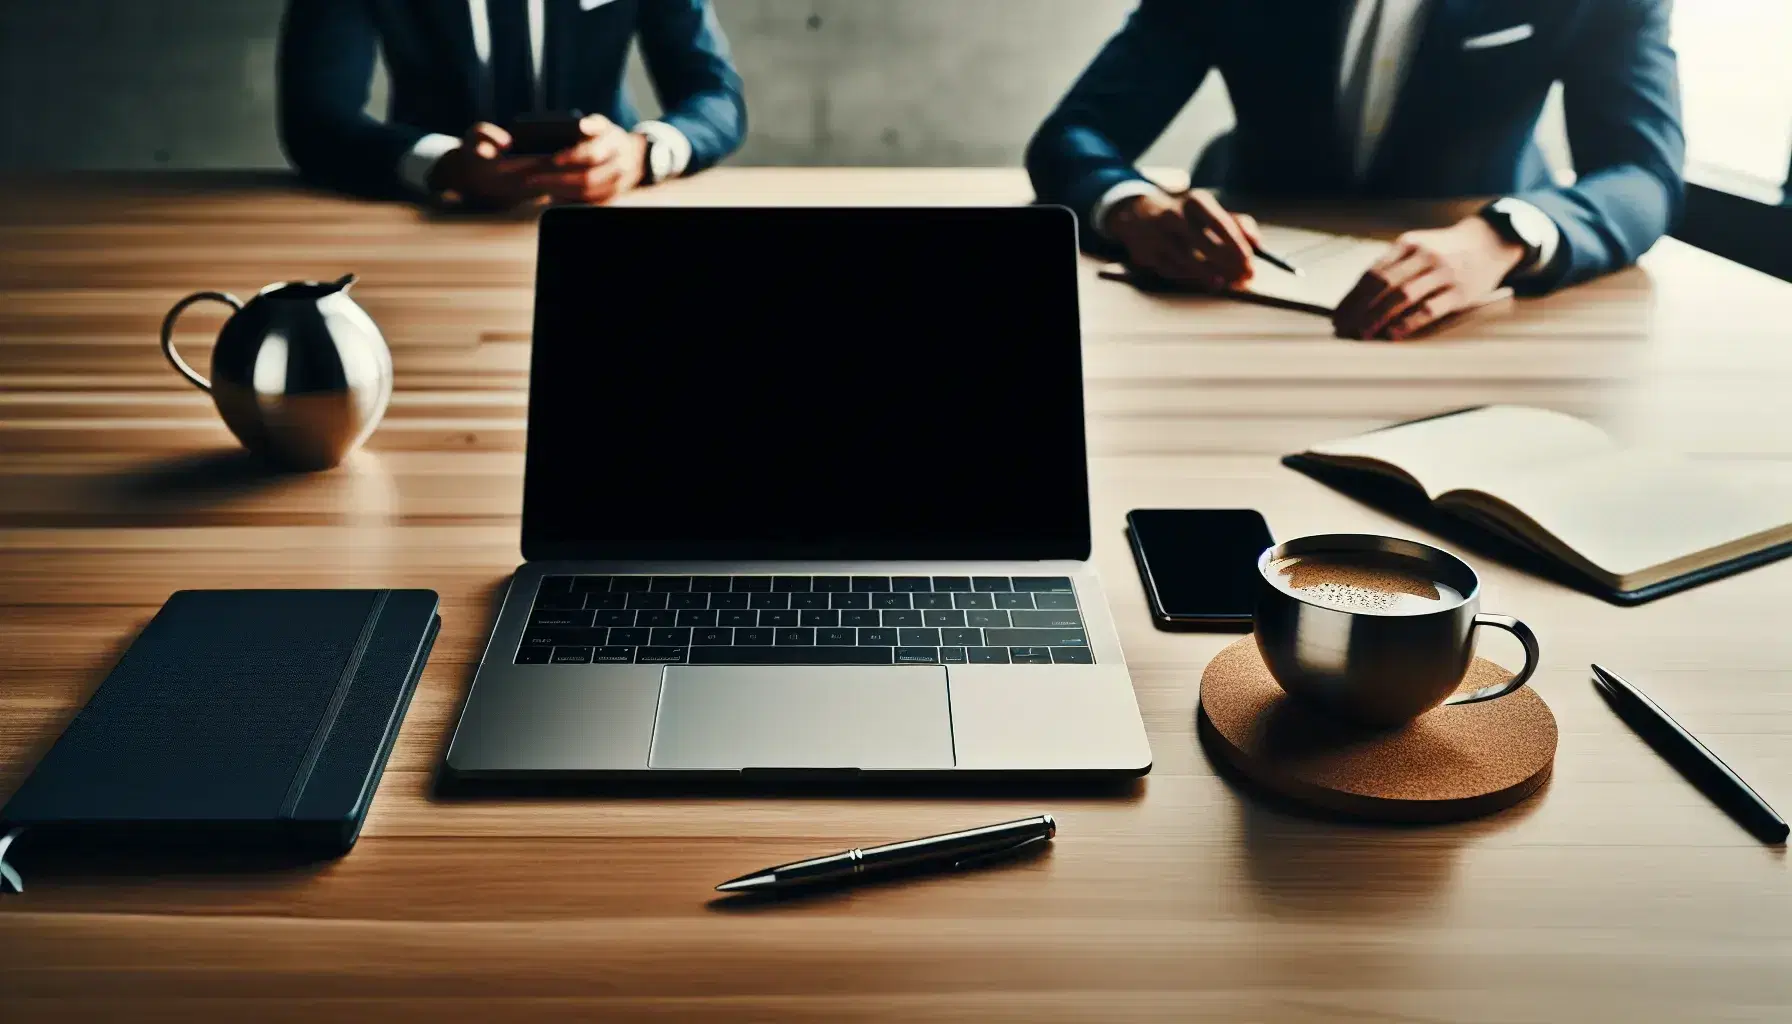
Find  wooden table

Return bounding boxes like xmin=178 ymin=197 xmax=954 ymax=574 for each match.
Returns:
xmin=4 ymin=169 xmax=1791 ymax=1022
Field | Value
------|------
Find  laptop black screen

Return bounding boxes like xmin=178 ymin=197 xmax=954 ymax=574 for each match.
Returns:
xmin=522 ymin=206 xmax=1089 ymax=562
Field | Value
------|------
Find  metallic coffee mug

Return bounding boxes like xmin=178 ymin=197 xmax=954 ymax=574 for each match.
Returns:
xmin=160 ymin=274 xmax=392 ymax=471
xmin=1253 ymin=534 xmax=1540 ymax=728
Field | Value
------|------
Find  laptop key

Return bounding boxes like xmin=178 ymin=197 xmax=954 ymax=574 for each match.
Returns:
xmin=872 ymin=592 xmax=911 ymax=610
xmin=968 ymin=647 xmax=1010 ymax=664
xmin=1010 ymin=647 xmax=1054 ymax=665
xmin=791 ymin=592 xmax=830 ymax=610
xmin=637 ymin=647 xmax=688 ymax=664
xmin=651 ymin=576 xmax=692 ymax=592
xmin=1033 ymin=592 xmax=1079 ymax=610
xmin=984 ymin=629 xmax=1088 ymax=647
xmin=831 ymin=592 xmax=871 ymax=609
xmin=812 ymin=576 xmax=851 ymax=592
xmin=953 ymin=592 xmax=994 ymax=609
xmin=586 ymin=592 xmax=628 ymax=609
xmin=910 ymin=593 xmax=952 ymax=609
xmin=892 ymin=576 xmax=932 ymax=592
xmin=965 ymin=610 xmax=1009 ymax=628
xmin=612 ymin=577 xmax=651 ymax=592
xmin=733 ymin=576 xmax=773 ymax=592
xmin=736 ymin=627 xmax=774 ymax=645
xmin=691 ymin=575 xmax=734 ymax=593
xmin=841 ymin=610 xmax=878 ymax=628
xmin=923 ymin=610 xmax=966 ymax=628
xmin=515 ymin=646 xmax=552 ymax=664
xmin=677 ymin=609 xmax=718 ymax=627
xmin=858 ymin=626 xmax=899 ymax=646
xmin=1051 ymin=648 xmax=1094 ymax=664
xmin=536 ymin=593 xmax=586 ymax=610
xmin=994 ymin=592 xmax=1033 ymax=610
xmin=718 ymin=610 xmax=756 ymax=627
xmin=750 ymin=592 xmax=789 ymax=610
xmin=568 ymin=576 xmax=609 ymax=592
xmin=800 ymin=610 xmax=839 ymax=627
xmin=773 ymin=576 xmax=811 ymax=592
xmin=933 ymin=576 xmax=972 ymax=592
xmin=692 ymin=628 xmax=732 ymax=646
xmin=551 ymin=646 xmax=593 ymax=664
xmin=688 ymin=646 xmax=893 ymax=665
xmin=941 ymin=628 xmax=982 ymax=647
xmin=594 ymin=646 xmax=636 ymax=663
xmin=896 ymin=647 xmax=940 ymax=664
xmin=668 ymin=592 xmax=708 ymax=610
xmin=817 ymin=628 xmax=855 ymax=646
xmin=532 ymin=609 xmax=594 ymax=629
xmin=973 ymin=577 xmax=1012 ymax=592
xmin=594 ymin=610 xmax=636 ymax=628
xmin=608 ymin=627 xmax=650 ymax=646
xmin=711 ymin=592 xmax=749 ymax=609
xmin=636 ymin=610 xmax=677 ymax=627
xmin=851 ymin=576 xmax=892 ymax=592
xmin=777 ymin=628 xmax=816 ymax=645
xmin=1012 ymin=609 xmax=1084 ymax=628
xmin=898 ymin=628 xmax=942 ymax=647
xmin=760 ymin=609 xmax=800 ymax=627
xmin=627 ymin=591 xmax=670 ymax=610
xmin=539 ymin=575 xmax=576 ymax=594
xmin=940 ymin=646 xmax=967 ymax=663
xmin=881 ymin=610 xmax=923 ymax=627
xmin=1013 ymin=577 xmax=1074 ymax=592
xmin=651 ymin=627 xmax=692 ymax=646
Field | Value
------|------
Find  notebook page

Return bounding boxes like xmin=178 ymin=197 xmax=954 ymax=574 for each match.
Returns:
xmin=1239 ymin=227 xmax=1390 ymax=313
xmin=1307 ymin=405 xmax=1618 ymax=499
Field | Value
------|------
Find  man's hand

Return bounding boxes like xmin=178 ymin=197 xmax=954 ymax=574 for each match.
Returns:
xmin=522 ymin=114 xmax=648 ymax=205
xmin=427 ymin=123 xmax=547 ymax=208
xmin=1332 ymin=217 xmax=1526 ymax=341
xmin=1106 ymin=189 xmax=1263 ymax=291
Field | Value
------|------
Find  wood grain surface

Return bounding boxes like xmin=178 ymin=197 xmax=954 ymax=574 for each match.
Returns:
xmin=3 ymin=169 xmax=1791 ymax=1022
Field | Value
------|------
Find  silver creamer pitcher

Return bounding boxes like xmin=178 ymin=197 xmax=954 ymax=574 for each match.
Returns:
xmin=159 ymin=274 xmax=393 ymax=470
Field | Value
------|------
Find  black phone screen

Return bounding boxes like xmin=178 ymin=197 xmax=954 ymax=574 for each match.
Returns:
xmin=1126 ymin=509 xmax=1274 ymax=626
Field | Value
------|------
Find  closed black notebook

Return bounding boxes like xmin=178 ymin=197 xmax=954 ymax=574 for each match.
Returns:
xmin=1 ymin=589 xmax=439 ymax=876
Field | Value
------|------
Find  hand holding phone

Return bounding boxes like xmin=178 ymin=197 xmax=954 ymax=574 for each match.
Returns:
xmin=508 ymin=111 xmax=590 ymax=157
xmin=1127 ymin=509 xmax=1275 ymax=631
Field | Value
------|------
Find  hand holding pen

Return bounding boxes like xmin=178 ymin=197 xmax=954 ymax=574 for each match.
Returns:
xmin=1104 ymin=184 xmax=1300 ymax=291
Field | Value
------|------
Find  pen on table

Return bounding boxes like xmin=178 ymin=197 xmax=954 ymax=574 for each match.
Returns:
xmin=1144 ymin=178 xmax=1303 ymax=276
xmin=1592 ymin=664 xmax=1789 ymax=844
xmin=715 ymin=814 xmax=1056 ymax=894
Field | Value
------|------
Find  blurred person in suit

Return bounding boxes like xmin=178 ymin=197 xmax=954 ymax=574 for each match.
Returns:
xmin=278 ymin=0 xmax=745 ymax=206
xmin=1028 ymin=0 xmax=1684 ymax=339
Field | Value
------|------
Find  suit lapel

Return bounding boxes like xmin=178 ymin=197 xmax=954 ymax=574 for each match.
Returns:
xmin=1365 ymin=0 xmax=1472 ymax=182
xmin=411 ymin=0 xmax=487 ymax=120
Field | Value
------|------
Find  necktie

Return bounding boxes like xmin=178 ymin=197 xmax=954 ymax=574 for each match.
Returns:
xmin=487 ymin=0 xmax=535 ymax=125
xmin=1338 ymin=0 xmax=1386 ymax=179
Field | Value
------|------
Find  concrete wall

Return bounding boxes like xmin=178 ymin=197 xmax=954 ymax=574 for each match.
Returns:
xmin=0 ymin=0 xmax=1237 ymax=172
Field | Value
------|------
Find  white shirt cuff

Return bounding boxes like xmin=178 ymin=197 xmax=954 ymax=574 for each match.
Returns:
xmin=1502 ymin=198 xmax=1563 ymax=279
xmin=635 ymin=120 xmax=693 ymax=179
xmin=397 ymin=133 xmax=463 ymax=196
xmin=1092 ymin=179 xmax=1162 ymax=239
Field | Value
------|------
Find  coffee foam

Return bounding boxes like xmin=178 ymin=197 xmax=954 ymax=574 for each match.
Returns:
xmin=1269 ymin=555 xmax=1461 ymax=615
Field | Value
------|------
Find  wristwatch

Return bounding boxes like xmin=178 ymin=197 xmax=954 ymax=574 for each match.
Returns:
xmin=639 ymin=132 xmax=675 ymax=187
xmin=1479 ymin=197 xmax=1555 ymax=279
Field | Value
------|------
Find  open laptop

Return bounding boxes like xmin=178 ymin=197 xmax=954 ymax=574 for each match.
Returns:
xmin=444 ymin=205 xmax=1151 ymax=780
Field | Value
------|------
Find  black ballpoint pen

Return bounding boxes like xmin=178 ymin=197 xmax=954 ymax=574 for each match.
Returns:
xmin=716 ymin=814 xmax=1056 ymax=894
xmin=1144 ymin=178 xmax=1304 ymax=276
xmin=1592 ymin=664 xmax=1789 ymax=844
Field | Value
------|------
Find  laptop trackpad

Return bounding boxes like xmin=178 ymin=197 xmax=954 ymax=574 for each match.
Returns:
xmin=648 ymin=667 xmax=955 ymax=770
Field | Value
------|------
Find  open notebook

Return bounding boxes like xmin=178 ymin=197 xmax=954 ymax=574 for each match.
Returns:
xmin=1102 ymin=224 xmax=1512 ymax=318
xmin=1284 ymin=406 xmax=1792 ymax=603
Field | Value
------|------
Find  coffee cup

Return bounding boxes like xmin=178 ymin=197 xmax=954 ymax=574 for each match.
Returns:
xmin=1252 ymin=534 xmax=1539 ymax=728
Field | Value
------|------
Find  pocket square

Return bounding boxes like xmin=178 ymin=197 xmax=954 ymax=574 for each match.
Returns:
xmin=580 ymin=0 xmax=622 ymax=9
xmin=1461 ymin=24 xmax=1534 ymax=50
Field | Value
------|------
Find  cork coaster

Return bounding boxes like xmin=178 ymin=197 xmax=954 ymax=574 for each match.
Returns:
xmin=1198 ymin=636 xmax=1556 ymax=822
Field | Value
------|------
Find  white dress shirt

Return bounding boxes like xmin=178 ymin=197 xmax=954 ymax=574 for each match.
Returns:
xmin=1094 ymin=0 xmax=1559 ymax=275
xmin=397 ymin=0 xmax=692 ymax=194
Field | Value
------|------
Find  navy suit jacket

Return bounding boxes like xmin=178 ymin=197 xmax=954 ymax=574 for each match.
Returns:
xmin=278 ymin=0 xmax=746 ymax=198
xmin=1026 ymin=0 xmax=1685 ymax=291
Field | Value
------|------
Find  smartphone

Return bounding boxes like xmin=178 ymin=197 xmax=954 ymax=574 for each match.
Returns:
xmin=1126 ymin=509 xmax=1275 ymax=631
xmin=508 ymin=111 xmax=588 ymax=156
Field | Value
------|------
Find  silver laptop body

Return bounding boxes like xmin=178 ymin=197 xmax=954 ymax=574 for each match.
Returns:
xmin=445 ymin=206 xmax=1151 ymax=779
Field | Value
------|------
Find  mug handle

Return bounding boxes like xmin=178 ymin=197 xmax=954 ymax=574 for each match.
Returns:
xmin=159 ymin=291 xmax=242 ymax=393
xmin=1445 ymin=613 xmax=1541 ymax=705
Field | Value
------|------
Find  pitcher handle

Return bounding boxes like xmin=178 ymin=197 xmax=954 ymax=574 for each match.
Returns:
xmin=159 ymin=291 xmax=242 ymax=393
xmin=1446 ymin=614 xmax=1541 ymax=706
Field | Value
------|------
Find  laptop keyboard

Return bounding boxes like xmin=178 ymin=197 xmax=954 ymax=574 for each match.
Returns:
xmin=516 ymin=575 xmax=1094 ymax=667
